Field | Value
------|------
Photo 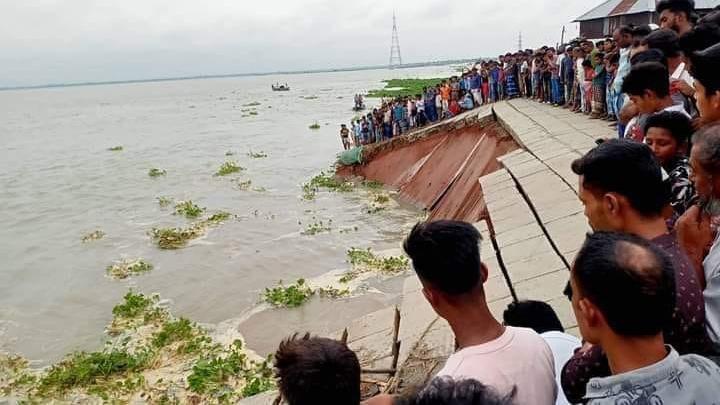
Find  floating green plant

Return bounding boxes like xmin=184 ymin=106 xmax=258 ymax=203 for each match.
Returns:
xmin=148 ymin=168 xmax=167 ymax=177
xmin=106 ymin=259 xmax=154 ymax=280
xmin=263 ymin=279 xmax=315 ymax=308
xmin=253 ymin=186 xmax=267 ymax=193
xmin=316 ymin=286 xmax=350 ymax=299
xmin=215 ymin=161 xmax=245 ymax=176
xmin=2 ymin=290 xmax=275 ymax=403
xmin=339 ymin=226 xmax=359 ymax=234
xmin=225 ymin=150 xmax=235 ymax=156
xmin=301 ymin=218 xmax=333 ymax=236
xmin=205 ymin=211 xmax=232 ymax=224
xmin=174 ymin=200 xmax=205 ymax=219
xmin=248 ymin=111 xmax=258 ymax=116
xmin=247 ymin=150 xmax=268 ymax=159
xmin=108 ymin=146 xmax=123 ymax=152
xmin=301 ymin=171 xmax=354 ymax=200
xmin=242 ymin=102 xmax=261 ymax=107
xmin=373 ymin=193 xmax=391 ymax=204
xmin=157 ymin=196 xmax=174 ymax=208
xmin=308 ymin=122 xmax=321 ymax=130
xmin=151 ymin=225 xmax=204 ymax=250
xmin=81 ymin=230 xmax=105 ymax=243
xmin=236 ymin=179 xmax=253 ymax=191
xmin=341 ymin=247 xmax=409 ymax=282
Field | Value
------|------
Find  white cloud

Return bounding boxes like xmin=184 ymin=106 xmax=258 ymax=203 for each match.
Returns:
xmin=0 ymin=0 xmax=591 ymax=86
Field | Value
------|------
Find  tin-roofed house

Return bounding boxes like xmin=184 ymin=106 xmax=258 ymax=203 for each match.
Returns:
xmin=575 ymin=0 xmax=720 ymax=39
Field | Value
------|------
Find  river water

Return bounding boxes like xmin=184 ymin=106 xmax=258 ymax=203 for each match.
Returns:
xmin=0 ymin=66 xmax=455 ymax=363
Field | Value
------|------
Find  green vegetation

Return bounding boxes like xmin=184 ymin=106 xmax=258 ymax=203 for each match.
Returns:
xmin=339 ymin=247 xmax=410 ymax=283
xmin=157 ymin=196 xmax=174 ymax=208
xmin=302 ymin=96 xmax=319 ymax=100
xmin=316 ymin=286 xmax=350 ymax=299
xmin=242 ymin=102 xmax=261 ymax=107
xmin=308 ymin=121 xmax=321 ymax=130
xmin=225 ymin=150 xmax=235 ymax=156
xmin=151 ymin=225 xmax=204 ymax=249
xmin=2 ymin=290 xmax=277 ymax=403
xmin=301 ymin=171 xmax=354 ymax=200
xmin=215 ymin=161 xmax=245 ymax=176
xmin=301 ymin=218 xmax=333 ymax=236
xmin=248 ymin=111 xmax=258 ymax=116
xmin=367 ymin=78 xmax=445 ymax=98
xmin=37 ymin=350 xmax=150 ymax=397
xmin=174 ymin=200 xmax=205 ymax=219
xmin=149 ymin=168 xmax=167 ymax=177
xmin=151 ymin=211 xmax=232 ymax=249
xmin=373 ymin=193 xmax=391 ymax=204
xmin=106 ymin=259 xmax=154 ymax=280
xmin=108 ymin=146 xmax=124 ymax=152
xmin=339 ymin=226 xmax=359 ymax=234
xmin=247 ymin=150 xmax=268 ymax=159
xmin=253 ymin=186 xmax=267 ymax=193
xmin=264 ymin=279 xmax=315 ymax=308
xmin=236 ymin=179 xmax=253 ymax=191
xmin=187 ymin=340 xmax=274 ymax=401
xmin=81 ymin=230 xmax=105 ymax=243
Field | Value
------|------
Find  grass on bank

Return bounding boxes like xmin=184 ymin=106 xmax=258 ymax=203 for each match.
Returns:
xmin=1 ymin=291 xmax=276 ymax=403
xmin=367 ymin=78 xmax=445 ymax=98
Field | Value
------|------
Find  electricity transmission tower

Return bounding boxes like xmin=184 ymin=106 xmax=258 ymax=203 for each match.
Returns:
xmin=389 ymin=12 xmax=403 ymax=69
xmin=518 ymin=32 xmax=523 ymax=51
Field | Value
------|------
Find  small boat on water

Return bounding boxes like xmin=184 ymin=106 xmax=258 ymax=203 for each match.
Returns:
xmin=272 ymin=83 xmax=290 ymax=91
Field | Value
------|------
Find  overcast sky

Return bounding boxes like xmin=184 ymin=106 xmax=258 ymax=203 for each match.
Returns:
xmin=0 ymin=0 xmax=591 ymax=87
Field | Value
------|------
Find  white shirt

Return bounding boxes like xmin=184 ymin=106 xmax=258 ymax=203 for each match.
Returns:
xmin=541 ymin=331 xmax=581 ymax=405
xmin=438 ymin=327 xmax=557 ymax=405
xmin=576 ymin=58 xmax=585 ymax=84
xmin=703 ymin=232 xmax=720 ymax=345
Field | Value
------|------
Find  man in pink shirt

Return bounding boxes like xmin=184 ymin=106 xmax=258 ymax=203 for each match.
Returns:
xmin=402 ymin=220 xmax=557 ymax=404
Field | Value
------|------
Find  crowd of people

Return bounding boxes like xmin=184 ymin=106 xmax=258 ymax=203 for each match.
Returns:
xmin=311 ymin=0 xmax=720 ymax=404
xmin=341 ymin=0 xmax=720 ymax=152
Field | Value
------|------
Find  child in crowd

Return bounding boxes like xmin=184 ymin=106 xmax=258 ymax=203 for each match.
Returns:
xmin=605 ymin=52 xmax=620 ymax=121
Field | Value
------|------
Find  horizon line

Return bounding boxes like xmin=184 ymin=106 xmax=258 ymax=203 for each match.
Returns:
xmin=0 ymin=57 xmax=480 ymax=92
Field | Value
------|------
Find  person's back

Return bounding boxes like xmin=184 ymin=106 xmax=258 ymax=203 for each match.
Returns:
xmin=403 ymin=220 xmax=556 ymax=404
xmin=437 ymin=325 xmax=556 ymax=404
xmin=503 ymin=300 xmax=580 ymax=405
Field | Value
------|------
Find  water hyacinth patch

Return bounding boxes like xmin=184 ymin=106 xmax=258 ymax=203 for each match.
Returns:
xmin=247 ymin=150 xmax=268 ymax=159
xmin=151 ymin=225 xmax=204 ymax=250
xmin=81 ymin=230 xmax=105 ymax=243
xmin=236 ymin=179 xmax=253 ymax=191
xmin=242 ymin=102 xmax=261 ymax=107
xmin=215 ymin=161 xmax=245 ymax=176
xmin=339 ymin=247 xmax=409 ymax=283
xmin=148 ymin=168 xmax=167 ymax=177
xmin=300 ymin=218 xmax=333 ymax=236
xmin=108 ymin=146 xmax=123 ymax=152
xmin=263 ymin=279 xmax=315 ymax=308
xmin=157 ymin=196 xmax=174 ymax=208
xmin=308 ymin=122 xmax=321 ymax=130
xmin=301 ymin=171 xmax=354 ymax=200
xmin=174 ymin=200 xmax=205 ymax=219
xmin=106 ymin=259 xmax=154 ymax=280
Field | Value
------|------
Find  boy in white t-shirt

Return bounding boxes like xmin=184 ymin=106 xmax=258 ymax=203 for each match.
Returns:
xmin=402 ymin=221 xmax=557 ymax=405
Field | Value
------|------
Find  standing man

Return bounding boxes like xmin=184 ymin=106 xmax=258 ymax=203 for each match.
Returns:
xmin=612 ymin=26 xmax=634 ymax=137
xmin=339 ymin=124 xmax=350 ymax=150
xmin=658 ymin=0 xmax=696 ymax=35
